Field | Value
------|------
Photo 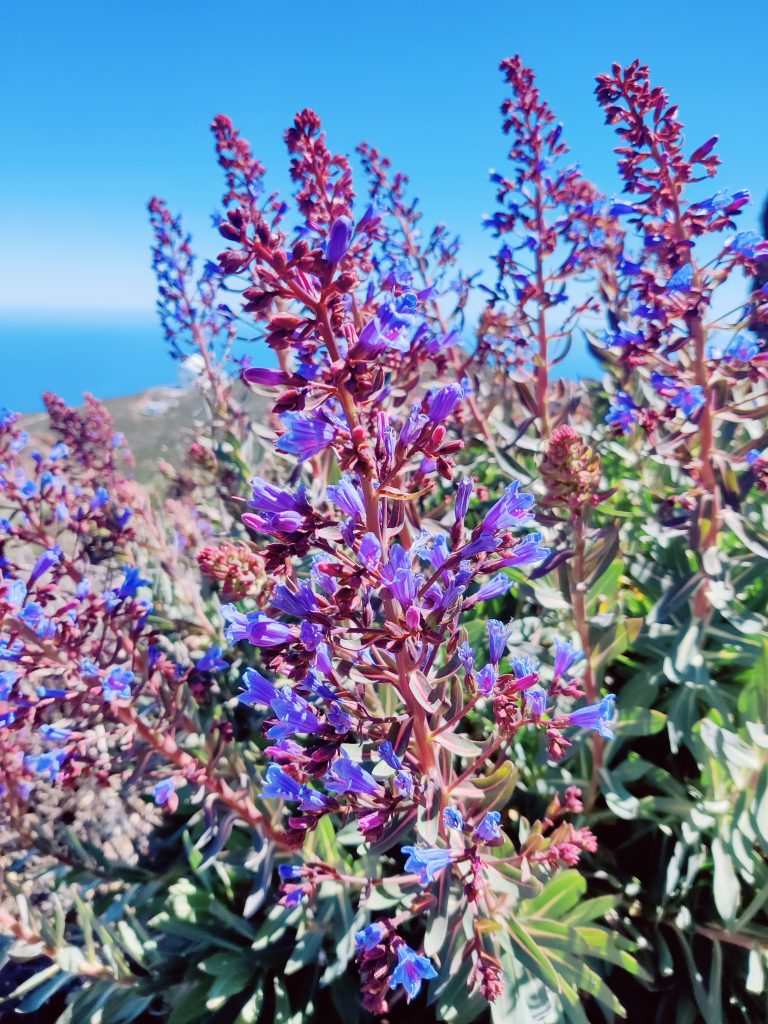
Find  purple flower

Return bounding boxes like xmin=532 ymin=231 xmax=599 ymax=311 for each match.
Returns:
xmin=119 ymin=566 xmax=150 ymax=599
xmin=239 ymin=667 xmax=279 ymax=707
xmin=39 ymin=724 xmax=72 ymax=743
xmin=356 ymin=921 xmax=387 ymax=951
xmin=524 ymin=685 xmax=548 ymax=719
xmin=401 ymin=845 xmax=453 ymax=885
xmin=276 ymin=412 xmax=336 ymax=461
xmin=606 ymin=391 xmax=639 ymax=433
xmin=393 ymin=771 xmax=413 ymax=798
xmin=299 ymin=620 xmax=324 ymax=651
xmin=327 ymin=704 xmax=352 ymax=734
xmin=473 ymin=810 xmax=502 ymax=843
xmin=359 ymin=532 xmax=381 ymax=569
xmin=29 ymin=546 xmax=62 ymax=586
xmin=324 ymin=753 xmax=381 ymax=797
xmin=399 ymin=407 xmax=428 ymax=448
xmin=476 ymin=663 xmax=497 ymax=696
xmin=747 ymin=449 xmax=762 ymax=466
xmin=222 ymin=605 xmax=294 ymax=647
xmin=278 ymin=864 xmax=304 ymax=882
xmin=271 ymin=580 xmax=318 ymax=618
xmin=553 ymin=638 xmax=583 ymax=680
xmin=261 ymin=764 xmax=303 ymax=802
xmin=327 ymin=476 xmax=366 ymax=522
xmin=487 ymin=619 xmax=513 ymax=664
xmin=496 ymin=532 xmax=550 ymax=569
xmin=669 ymin=386 xmax=705 ymax=418
xmin=723 ymin=334 xmax=760 ymax=363
xmin=443 ymin=807 xmax=464 ymax=831
xmin=153 ymin=778 xmax=176 ymax=807
xmin=246 ymin=478 xmax=311 ymax=534
xmin=455 ymin=477 xmax=473 ymax=521
xmin=0 ymin=669 xmax=19 ymax=700
xmin=470 ymin=574 xmax=514 ymax=604
xmin=196 ymin=646 xmax=227 ymax=673
xmin=382 ymin=545 xmax=421 ymax=607
xmin=102 ymin=667 xmax=134 ymax=703
xmin=24 ymin=749 xmax=68 ymax=779
xmin=379 ymin=741 xmax=402 ymax=770
xmin=388 ymin=944 xmax=437 ymax=1001
xmin=568 ymin=694 xmax=618 ymax=739
xmin=457 ymin=642 xmax=475 ymax=673
xmin=482 ymin=481 xmax=536 ymax=533
xmin=327 ymin=216 xmax=354 ymax=265
xmin=427 ymin=382 xmax=465 ymax=424
xmin=666 ymin=265 xmax=693 ymax=293
xmin=268 ymin=687 xmax=322 ymax=739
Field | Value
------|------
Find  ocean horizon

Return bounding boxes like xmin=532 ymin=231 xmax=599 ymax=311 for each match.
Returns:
xmin=2 ymin=309 xmax=600 ymax=415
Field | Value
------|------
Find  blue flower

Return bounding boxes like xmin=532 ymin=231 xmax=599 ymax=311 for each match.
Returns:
xmin=153 ymin=778 xmax=176 ymax=806
xmin=24 ymin=749 xmax=68 ymax=779
xmin=29 ymin=546 xmax=62 ymax=586
xmin=379 ymin=741 xmax=402 ymax=770
xmin=524 ymin=685 xmax=548 ymax=719
xmin=606 ymin=391 xmax=639 ymax=434
xmin=39 ymin=724 xmax=72 ymax=743
xmin=326 ymin=215 xmax=353 ymax=265
xmin=393 ymin=771 xmax=413 ymax=798
xmin=388 ymin=944 xmax=438 ymax=1001
xmin=553 ymin=638 xmax=583 ymax=680
xmin=487 ymin=619 xmax=513 ymax=665
xmin=723 ymin=334 xmax=760 ymax=363
xmin=482 ymin=481 xmax=536 ymax=533
xmin=268 ymin=687 xmax=322 ymax=740
xmin=471 ymin=574 xmax=514 ymax=603
xmin=355 ymin=921 xmax=387 ymax=951
xmin=276 ymin=412 xmax=336 ymax=461
xmin=427 ymin=382 xmax=465 ymax=424
xmin=568 ymin=694 xmax=618 ymax=739
xmin=731 ymin=231 xmax=768 ymax=260
xmin=222 ymin=605 xmax=294 ymax=647
xmin=327 ymin=475 xmax=366 ymax=522
xmin=324 ymin=753 xmax=381 ymax=797
xmin=669 ymin=385 xmax=705 ymax=418
xmin=473 ymin=810 xmax=502 ymax=843
xmin=443 ymin=807 xmax=464 ymax=831
xmin=271 ymin=580 xmax=318 ymax=618
xmin=496 ymin=532 xmax=550 ymax=569
xmin=0 ymin=669 xmax=18 ymax=700
xmin=666 ymin=265 xmax=693 ymax=293
xmin=455 ymin=477 xmax=473 ymax=520
xmin=102 ymin=667 xmax=134 ymax=703
xmin=359 ymin=532 xmax=381 ymax=569
xmin=119 ymin=566 xmax=150 ymax=599
xmin=261 ymin=764 xmax=303 ymax=802
xmin=278 ymin=864 xmax=304 ymax=882
xmin=401 ymin=845 xmax=453 ymax=885
xmin=476 ymin=663 xmax=497 ymax=696
xmin=196 ymin=646 xmax=227 ymax=673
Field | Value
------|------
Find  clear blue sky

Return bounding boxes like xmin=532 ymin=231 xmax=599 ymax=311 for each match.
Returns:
xmin=1 ymin=1 xmax=767 ymax=319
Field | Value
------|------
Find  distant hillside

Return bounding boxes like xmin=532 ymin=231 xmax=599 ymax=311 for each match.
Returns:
xmin=21 ymin=385 xmax=269 ymax=484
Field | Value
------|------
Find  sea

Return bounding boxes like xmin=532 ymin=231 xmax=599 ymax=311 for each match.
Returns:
xmin=1 ymin=310 xmax=598 ymax=414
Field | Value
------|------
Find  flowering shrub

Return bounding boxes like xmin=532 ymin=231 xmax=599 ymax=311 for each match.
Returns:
xmin=1 ymin=54 xmax=768 ymax=1024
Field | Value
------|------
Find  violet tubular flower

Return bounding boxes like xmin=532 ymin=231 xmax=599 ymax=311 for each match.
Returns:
xmin=568 ymin=694 xmax=618 ymax=740
xmin=401 ymin=845 xmax=453 ymax=885
xmin=324 ymin=753 xmax=381 ymax=797
xmin=388 ymin=944 xmax=438 ymax=1001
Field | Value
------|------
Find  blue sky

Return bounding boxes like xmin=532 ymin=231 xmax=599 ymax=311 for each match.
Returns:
xmin=2 ymin=0 xmax=767 ymax=319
